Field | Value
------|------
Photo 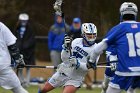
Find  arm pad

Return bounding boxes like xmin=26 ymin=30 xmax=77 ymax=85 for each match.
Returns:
xmin=8 ymin=43 xmax=21 ymax=63
xmin=61 ymin=49 xmax=70 ymax=62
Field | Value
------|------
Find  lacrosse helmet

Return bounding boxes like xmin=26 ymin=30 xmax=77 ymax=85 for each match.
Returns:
xmin=19 ymin=13 xmax=29 ymax=21
xmin=120 ymin=2 xmax=138 ymax=21
xmin=81 ymin=23 xmax=97 ymax=45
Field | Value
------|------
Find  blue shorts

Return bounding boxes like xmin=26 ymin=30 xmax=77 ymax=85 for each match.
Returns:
xmin=105 ymin=62 xmax=115 ymax=78
xmin=109 ymin=75 xmax=140 ymax=90
xmin=131 ymin=77 xmax=140 ymax=89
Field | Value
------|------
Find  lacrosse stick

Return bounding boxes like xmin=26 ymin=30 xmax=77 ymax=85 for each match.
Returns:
xmin=19 ymin=65 xmax=57 ymax=69
xmin=54 ymin=0 xmax=72 ymax=56
xmin=16 ymin=65 xmax=112 ymax=69
xmin=96 ymin=65 xmax=112 ymax=68
xmin=97 ymin=61 xmax=118 ymax=65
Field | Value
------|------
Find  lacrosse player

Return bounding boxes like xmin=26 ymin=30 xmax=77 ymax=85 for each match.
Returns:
xmin=0 ymin=22 xmax=28 ymax=93
xmin=38 ymin=23 xmax=99 ymax=93
xmin=101 ymin=45 xmax=117 ymax=93
xmin=89 ymin=2 xmax=140 ymax=93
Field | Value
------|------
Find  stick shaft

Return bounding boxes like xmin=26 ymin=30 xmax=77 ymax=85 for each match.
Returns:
xmin=22 ymin=65 xmax=57 ymax=69
xmin=97 ymin=65 xmax=111 ymax=68
xmin=23 ymin=65 xmax=111 ymax=69
xmin=97 ymin=61 xmax=117 ymax=65
xmin=62 ymin=13 xmax=72 ymax=56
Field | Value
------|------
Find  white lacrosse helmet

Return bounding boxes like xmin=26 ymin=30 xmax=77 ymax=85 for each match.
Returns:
xmin=19 ymin=13 xmax=29 ymax=21
xmin=120 ymin=2 xmax=138 ymax=18
xmin=81 ymin=23 xmax=97 ymax=45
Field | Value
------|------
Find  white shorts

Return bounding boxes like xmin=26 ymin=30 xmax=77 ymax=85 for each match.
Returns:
xmin=0 ymin=67 xmax=21 ymax=89
xmin=48 ymin=72 xmax=83 ymax=88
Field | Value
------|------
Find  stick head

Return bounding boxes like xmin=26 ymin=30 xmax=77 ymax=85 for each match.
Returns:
xmin=54 ymin=0 xmax=63 ymax=16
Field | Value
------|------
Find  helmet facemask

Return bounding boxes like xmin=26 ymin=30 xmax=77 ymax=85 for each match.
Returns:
xmin=81 ymin=23 xmax=97 ymax=46
xmin=83 ymin=33 xmax=97 ymax=44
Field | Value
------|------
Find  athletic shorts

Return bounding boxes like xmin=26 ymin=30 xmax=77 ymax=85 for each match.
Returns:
xmin=109 ymin=75 xmax=140 ymax=91
xmin=0 ymin=67 xmax=21 ymax=89
xmin=48 ymin=72 xmax=83 ymax=88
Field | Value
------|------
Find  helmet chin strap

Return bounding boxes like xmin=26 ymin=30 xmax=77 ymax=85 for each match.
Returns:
xmin=83 ymin=37 xmax=95 ymax=46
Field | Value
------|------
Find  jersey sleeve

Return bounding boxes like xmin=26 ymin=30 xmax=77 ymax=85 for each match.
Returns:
xmin=1 ymin=22 xmax=17 ymax=46
xmin=104 ymin=25 xmax=121 ymax=45
xmin=71 ymin=39 xmax=76 ymax=49
xmin=78 ymin=61 xmax=88 ymax=71
xmin=106 ymin=46 xmax=118 ymax=62
xmin=61 ymin=49 xmax=70 ymax=62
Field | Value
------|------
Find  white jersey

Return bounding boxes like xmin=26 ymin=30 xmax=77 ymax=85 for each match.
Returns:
xmin=0 ymin=22 xmax=16 ymax=71
xmin=60 ymin=38 xmax=98 ymax=81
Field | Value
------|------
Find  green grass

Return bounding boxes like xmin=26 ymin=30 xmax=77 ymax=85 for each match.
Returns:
xmin=0 ymin=86 xmax=140 ymax=93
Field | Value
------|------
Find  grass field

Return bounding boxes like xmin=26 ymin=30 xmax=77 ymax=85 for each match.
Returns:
xmin=0 ymin=85 xmax=140 ymax=93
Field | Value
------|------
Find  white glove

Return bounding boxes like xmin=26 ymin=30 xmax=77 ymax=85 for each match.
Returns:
xmin=110 ymin=63 xmax=117 ymax=71
xmin=64 ymin=35 xmax=71 ymax=49
xmin=109 ymin=55 xmax=118 ymax=71
xmin=69 ymin=56 xmax=80 ymax=69
xmin=14 ymin=54 xmax=25 ymax=68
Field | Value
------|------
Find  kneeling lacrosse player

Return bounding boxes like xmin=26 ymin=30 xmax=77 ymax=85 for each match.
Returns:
xmin=38 ymin=23 xmax=99 ymax=93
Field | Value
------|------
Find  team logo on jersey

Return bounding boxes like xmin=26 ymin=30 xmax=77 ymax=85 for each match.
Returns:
xmin=74 ymin=46 xmax=88 ymax=57
xmin=131 ymin=24 xmax=138 ymax=28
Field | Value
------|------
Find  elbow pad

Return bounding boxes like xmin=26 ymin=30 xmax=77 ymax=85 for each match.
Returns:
xmin=8 ymin=43 xmax=20 ymax=60
xmin=109 ymin=55 xmax=118 ymax=62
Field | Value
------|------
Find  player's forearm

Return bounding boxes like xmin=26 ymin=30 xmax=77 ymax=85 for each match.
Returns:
xmin=95 ymin=39 xmax=108 ymax=55
xmin=8 ymin=43 xmax=21 ymax=62
xmin=78 ymin=62 xmax=88 ymax=71
xmin=90 ymin=40 xmax=108 ymax=63
xmin=61 ymin=49 xmax=70 ymax=62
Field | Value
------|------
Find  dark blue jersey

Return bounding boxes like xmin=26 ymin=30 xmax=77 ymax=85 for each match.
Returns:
xmin=104 ymin=21 xmax=140 ymax=76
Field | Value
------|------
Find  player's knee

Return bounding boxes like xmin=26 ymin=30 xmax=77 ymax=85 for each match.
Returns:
xmin=38 ymin=81 xmax=55 ymax=93
xmin=12 ymin=86 xmax=28 ymax=93
xmin=106 ymin=86 xmax=121 ymax=93
xmin=127 ymin=88 xmax=135 ymax=93
xmin=38 ymin=84 xmax=47 ymax=93
xmin=63 ymin=86 xmax=77 ymax=93
xmin=102 ymin=76 xmax=110 ymax=90
xmin=102 ymin=81 xmax=108 ymax=90
xmin=38 ymin=89 xmax=45 ymax=93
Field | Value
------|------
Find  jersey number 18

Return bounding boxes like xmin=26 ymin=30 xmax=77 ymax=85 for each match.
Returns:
xmin=126 ymin=32 xmax=140 ymax=57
